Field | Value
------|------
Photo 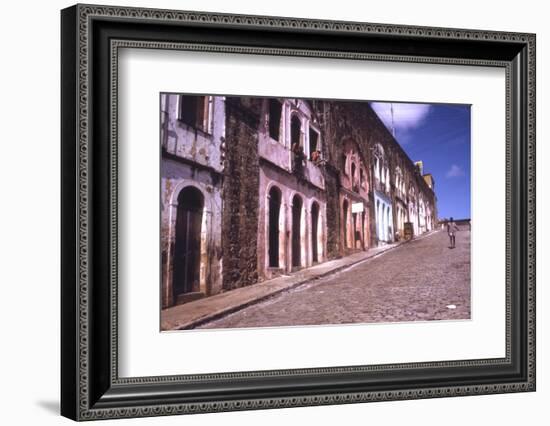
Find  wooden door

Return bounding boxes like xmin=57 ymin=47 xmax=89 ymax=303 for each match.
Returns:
xmin=292 ymin=195 xmax=302 ymax=268
xmin=172 ymin=187 xmax=204 ymax=301
xmin=311 ymin=202 xmax=319 ymax=263
xmin=268 ymin=187 xmax=281 ymax=268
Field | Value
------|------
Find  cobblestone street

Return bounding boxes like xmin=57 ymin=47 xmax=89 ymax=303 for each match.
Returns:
xmin=199 ymin=228 xmax=470 ymax=329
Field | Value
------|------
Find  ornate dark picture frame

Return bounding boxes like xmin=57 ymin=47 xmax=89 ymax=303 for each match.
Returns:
xmin=61 ymin=4 xmax=536 ymax=421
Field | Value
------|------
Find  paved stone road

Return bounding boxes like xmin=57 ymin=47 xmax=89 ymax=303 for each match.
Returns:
xmin=199 ymin=228 xmax=471 ymax=329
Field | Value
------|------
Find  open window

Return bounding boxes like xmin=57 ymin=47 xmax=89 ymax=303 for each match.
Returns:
xmin=178 ymin=95 xmax=210 ymax=133
xmin=291 ymin=115 xmax=302 ymax=148
xmin=309 ymin=127 xmax=320 ymax=162
xmin=341 ymin=154 xmax=347 ymax=174
xmin=351 ymin=163 xmax=358 ymax=192
xmin=291 ymin=115 xmax=305 ymax=175
xmin=268 ymin=99 xmax=282 ymax=141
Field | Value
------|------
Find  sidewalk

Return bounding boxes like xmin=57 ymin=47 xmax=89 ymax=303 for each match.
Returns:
xmin=161 ymin=232 xmax=439 ymax=330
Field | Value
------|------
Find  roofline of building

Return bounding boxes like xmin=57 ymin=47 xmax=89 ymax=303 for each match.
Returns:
xmin=363 ymin=102 xmax=436 ymax=197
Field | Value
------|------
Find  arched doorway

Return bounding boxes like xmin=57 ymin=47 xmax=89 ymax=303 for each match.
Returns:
xmin=342 ymin=199 xmax=349 ymax=249
xmin=292 ymin=194 xmax=303 ymax=268
xmin=376 ymin=200 xmax=381 ymax=242
xmin=382 ymin=204 xmax=387 ymax=241
xmin=361 ymin=210 xmax=366 ymax=249
xmin=311 ymin=202 xmax=320 ymax=263
xmin=386 ymin=206 xmax=393 ymax=242
xmin=172 ymin=186 xmax=204 ymax=303
xmin=268 ymin=186 xmax=282 ymax=268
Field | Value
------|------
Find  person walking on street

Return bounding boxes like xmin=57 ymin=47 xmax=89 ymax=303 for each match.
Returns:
xmin=447 ymin=217 xmax=459 ymax=248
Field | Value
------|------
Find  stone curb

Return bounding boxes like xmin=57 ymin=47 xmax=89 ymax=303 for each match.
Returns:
xmin=169 ymin=232 xmax=440 ymax=330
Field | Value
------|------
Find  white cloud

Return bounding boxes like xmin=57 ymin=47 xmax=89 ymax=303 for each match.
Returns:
xmin=446 ymin=164 xmax=465 ymax=178
xmin=370 ymin=102 xmax=432 ymax=133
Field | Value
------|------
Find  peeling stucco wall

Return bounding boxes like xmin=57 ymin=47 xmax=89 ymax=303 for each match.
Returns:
xmin=160 ymin=94 xmax=225 ymax=308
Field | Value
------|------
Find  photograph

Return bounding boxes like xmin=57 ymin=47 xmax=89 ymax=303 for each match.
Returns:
xmin=159 ymin=94 xmax=471 ymax=331
xmin=57 ymin=3 xmax=535 ymax=420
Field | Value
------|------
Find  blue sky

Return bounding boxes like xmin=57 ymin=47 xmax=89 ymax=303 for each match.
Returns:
xmin=370 ymin=102 xmax=471 ymax=220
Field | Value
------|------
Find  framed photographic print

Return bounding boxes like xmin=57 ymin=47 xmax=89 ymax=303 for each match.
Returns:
xmin=61 ymin=3 xmax=536 ymax=421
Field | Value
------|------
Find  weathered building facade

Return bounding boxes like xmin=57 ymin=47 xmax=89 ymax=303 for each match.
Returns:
xmin=160 ymin=94 xmax=225 ymax=308
xmin=256 ymin=98 xmax=327 ymax=280
xmin=161 ymin=94 xmax=437 ymax=308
